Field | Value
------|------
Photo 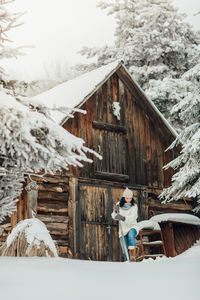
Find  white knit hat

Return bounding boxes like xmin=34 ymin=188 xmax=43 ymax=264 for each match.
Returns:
xmin=123 ymin=187 xmax=133 ymax=198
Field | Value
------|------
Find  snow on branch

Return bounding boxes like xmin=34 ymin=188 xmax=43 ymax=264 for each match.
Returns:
xmin=0 ymin=89 xmax=101 ymax=223
xmin=159 ymin=82 xmax=200 ymax=212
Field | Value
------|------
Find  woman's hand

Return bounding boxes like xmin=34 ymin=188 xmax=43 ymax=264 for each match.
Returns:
xmin=114 ymin=214 xmax=126 ymax=222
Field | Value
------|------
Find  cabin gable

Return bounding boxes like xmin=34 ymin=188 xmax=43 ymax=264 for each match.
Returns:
xmin=64 ymin=69 xmax=174 ymax=189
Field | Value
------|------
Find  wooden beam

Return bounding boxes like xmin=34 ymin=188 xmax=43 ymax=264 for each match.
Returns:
xmin=27 ymin=190 xmax=38 ymax=218
xmin=68 ymin=177 xmax=78 ymax=256
xmin=149 ymin=198 xmax=193 ymax=211
xmin=92 ymin=121 xmax=127 ymax=134
xmin=160 ymin=222 xmax=176 ymax=257
xmin=37 ymin=203 xmax=68 ymax=214
xmin=45 ymin=222 xmax=68 ymax=231
xmin=11 ymin=212 xmax=17 ymax=229
xmin=31 ymin=175 xmax=69 ymax=184
xmin=38 ymin=191 xmax=69 ymax=201
xmin=140 ymin=188 xmax=149 ymax=220
xmin=37 ymin=215 xmax=69 ymax=224
xmin=17 ymin=194 xmax=24 ymax=222
xmin=94 ymin=171 xmax=129 ymax=182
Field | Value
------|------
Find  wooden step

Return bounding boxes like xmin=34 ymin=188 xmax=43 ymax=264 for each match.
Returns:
xmin=138 ymin=229 xmax=167 ymax=260
xmin=143 ymin=240 xmax=163 ymax=246
xmin=144 ymin=254 xmax=165 ymax=258
xmin=137 ymin=254 xmax=165 ymax=260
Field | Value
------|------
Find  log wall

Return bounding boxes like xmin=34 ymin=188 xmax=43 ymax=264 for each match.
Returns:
xmin=36 ymin=175 xmax=70 ymax=258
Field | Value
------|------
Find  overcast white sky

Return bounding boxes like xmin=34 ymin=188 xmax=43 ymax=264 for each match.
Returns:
xmin=2 ymin=0 xmax=200 ymax=80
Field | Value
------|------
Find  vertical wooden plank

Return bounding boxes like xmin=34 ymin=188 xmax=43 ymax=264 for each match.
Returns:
xmin=27 ymin=190 xmax=38 ymax=218
xmin=77 ymin=107 xmax=83 ymax=178
xmin=140 ymin=188 xmax=149 ymax=220
xmin=100 ymin=82 xmax=108 ymax=124
xmin=160 ymin=222 xmax=176 ymax=257
xmin=139 ymin=108 xmax=147 ymax=185
xmin=105 ymin=132 xmax=110 ymax=172
xmin=112 ymin=73 xmax=118 ymax=102
xmin=11 ymin=212 xmax=17 ymax=229
xmin=17 ymin=193 xmax=24 ymax=222
xmin=112 ymin=133 xmax=117 ymax=174
xmin=79 ymin=104 xmax=87 ymax=178
xmin=86 ymin=95 xmax=97 ymax=177
xmin=86 ymin=97 xmax=93 ymax=149
xmin=96 ymin=89 xmax=103 ymax=122
xmin=99 ymin=130 xmax=103 ymax=172
xmin=134 ymin=101 xmax=141 ymax=184
xmin=125 ymin=90 xmax=135 ymax=184
xmin=124 ymin=87 xmax=134 ymax=184
xmin=118 ymin=78 xmax=125 ymax=127
xmin=151 ymin=125 xmax=158 ymax=187
xmin=68 ymin=177 xmax=78 ymax=256
xmin=157 ymin=136 xmax=164 ymax=188
xmin=111 ymin=74 xmax=119 ymax=125
xmin=144 ymin=114 xmax=151 ymax=187
xmin=23 ymin=189 xmax=28 ymax=219
xmin=105 ymin=80 xmax=112 ymax=124
xmin=108 ymin=132 xmax=113 ymax=173
xmin=164 ymin=149 xmax=173 ymax=187
xmin=121 ymin=134 xmax=126 ymax=174
xmin=92 ymin=128 xmax=98 ymax=172
xmin=68 ymin=113 xmax=79 ymax=177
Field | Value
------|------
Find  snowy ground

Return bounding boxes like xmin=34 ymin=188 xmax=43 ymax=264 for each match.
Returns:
xmin=1 ymin=241 xmax=200 ymax=300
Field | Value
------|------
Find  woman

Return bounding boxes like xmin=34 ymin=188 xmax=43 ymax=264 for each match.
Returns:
xmin=111 ymin=187 xmax=139 ymax=261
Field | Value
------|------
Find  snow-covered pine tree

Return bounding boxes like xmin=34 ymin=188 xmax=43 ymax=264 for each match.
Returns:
xmin=159 ymin=63 xmax=200 ymax=213
xmin=77 ymin=0 xmax=200 ymax=128
xmin=0 ymin=1 xmax=100 ymax=223
xmin=145 ymin=74 xmax=199 ymax=130
xmin=0 ymin=92 xmax=101 ymax=222
xmin=0 ymin=0 xmax=24 ymax=77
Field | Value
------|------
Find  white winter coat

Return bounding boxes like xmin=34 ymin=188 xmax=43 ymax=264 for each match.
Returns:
xmin=111 ymin=202 xmax=139 ymax=237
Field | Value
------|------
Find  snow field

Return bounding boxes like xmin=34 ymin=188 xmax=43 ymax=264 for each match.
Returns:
xmin=0 ymin=240 xmax=199 ymax=300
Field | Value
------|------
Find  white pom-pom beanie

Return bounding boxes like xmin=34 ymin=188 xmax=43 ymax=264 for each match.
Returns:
xmin=123 ymin=187 xmax=133 ymax=198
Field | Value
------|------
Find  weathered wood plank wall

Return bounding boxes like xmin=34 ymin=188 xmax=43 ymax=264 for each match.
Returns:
xmin=64 ymin=71 xmax=174 ymax=190
xmin=160 ymin=222 xmax=200 ymax=257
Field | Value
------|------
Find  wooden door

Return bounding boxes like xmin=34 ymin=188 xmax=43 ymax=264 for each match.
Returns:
xmin=78 ymin=182 xmax=141 ymax=261
xmin=78 ymin=183 xmax=112 ymax=261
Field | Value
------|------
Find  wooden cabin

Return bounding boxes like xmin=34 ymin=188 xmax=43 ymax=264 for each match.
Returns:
xmin=1 ymin=61 xmax=199 ymax=260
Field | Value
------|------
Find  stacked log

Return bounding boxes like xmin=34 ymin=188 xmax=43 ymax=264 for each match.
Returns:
xmin=36 ymin=175 xmax=70 ymax=258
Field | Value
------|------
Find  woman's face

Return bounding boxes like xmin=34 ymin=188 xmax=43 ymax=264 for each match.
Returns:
xmin=125 ymin=197 xmax=132 ymax=203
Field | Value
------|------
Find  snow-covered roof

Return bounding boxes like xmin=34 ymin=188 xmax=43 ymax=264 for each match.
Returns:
xmin=32 ymin=61 xmax=121 ymax=124
xmin=150 ymin=213 xmax=200 ymax=226
xmin=32 ymin=60 xmax=177 ymax=137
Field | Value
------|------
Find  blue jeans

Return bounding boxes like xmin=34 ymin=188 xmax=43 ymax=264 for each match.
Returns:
xmin=120 ymin=228 xmax=137 ymax=261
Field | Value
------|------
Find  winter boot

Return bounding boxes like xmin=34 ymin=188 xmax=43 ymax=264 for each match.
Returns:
xmin=128 ymin=246 xmax=137 ymax=262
